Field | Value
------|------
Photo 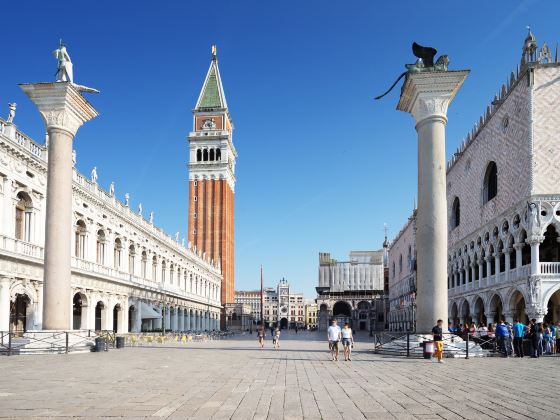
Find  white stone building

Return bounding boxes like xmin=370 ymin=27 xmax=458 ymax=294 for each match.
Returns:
xmin=316 ymin=251 xmax=386 ymax=332
xmin=234 ymin=289 xmax=263 ymax=323
xmin=387 ymin=211 xmax=417 ymax=331
xmin=263 ymin=279 xmax=304 ymax=329
xmin=0 ymin=116 xmax=222 ymax=334
xmin=388 ymin=32 xmax=560 ymax=329
xmin=446 ymin=31 xmax=560 ymax=327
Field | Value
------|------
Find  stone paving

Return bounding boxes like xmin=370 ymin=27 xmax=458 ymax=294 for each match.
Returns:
xmin=0 ymin=331 xmax=559 ymax=419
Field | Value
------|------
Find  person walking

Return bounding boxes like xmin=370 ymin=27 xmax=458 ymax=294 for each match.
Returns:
xmin=273 ymin=327 xmax=281 ymax=349
xmin=327 ymin=319 xmax=342 ymax=361
xmin=495 ymin=319 xmax=510 ymax=357
xmin=432 ymin=319 xmax=444 ymax=363
xmin=341 ymin=323 xmax=354 ymax=361
xmin=512 ymin=319 xmax=525 ymax=358
xmin=258 ymin=326 xmax=265 ymax=350
xmin=543 ymin=323 xmax=552 ymax=355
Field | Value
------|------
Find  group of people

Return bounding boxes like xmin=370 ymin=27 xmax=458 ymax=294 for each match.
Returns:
xmin=448 ymin=319 xmax=560 ymax=358
xmin=257 ymin=326 xmax=281 ymax=349
xmin=327 ymin=319 xmax=354 ymax=361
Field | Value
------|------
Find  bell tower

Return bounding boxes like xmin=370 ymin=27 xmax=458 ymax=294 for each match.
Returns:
xmin=188 ymin=46 xmax=237 ymax=317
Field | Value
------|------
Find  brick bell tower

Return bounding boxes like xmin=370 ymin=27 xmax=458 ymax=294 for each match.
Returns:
xmin=188 ymin=46 xmax=237 ymax=325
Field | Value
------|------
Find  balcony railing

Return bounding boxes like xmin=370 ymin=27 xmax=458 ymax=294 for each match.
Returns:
xmin=0 ymin=235 xmax=44 ymax=259
xmin=449 ymin=264 xmax=535 ymax=296
xmin=540 ymin=262 xmax=560 ymax=274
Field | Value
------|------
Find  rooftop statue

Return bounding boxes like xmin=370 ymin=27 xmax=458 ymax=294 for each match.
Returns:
xmin=54 ymin=40 xmax=73 ymax=83
xmin=6 ymin=102 xmax=16 ymax=123
xmin=374 ymin=42 xmax=449 ymax=100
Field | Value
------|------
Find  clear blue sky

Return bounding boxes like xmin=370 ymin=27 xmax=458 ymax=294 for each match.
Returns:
xmin=1 ymin=0 xmax=556 ymax=297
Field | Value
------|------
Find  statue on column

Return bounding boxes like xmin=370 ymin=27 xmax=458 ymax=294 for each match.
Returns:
xmin=527 ymin=277 xmax=541 ymax=304
xmin=53 ymin=40 xmax=74 ymax=83
xmin=375 ymin=42 xmax=449 ymax=100
xmin=527 ymin=202 xmax=541 ymax=236
xmin=6 ymin=103 xmax=16 ymax=123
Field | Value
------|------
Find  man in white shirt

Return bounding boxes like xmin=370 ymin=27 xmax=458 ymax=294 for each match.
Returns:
xmin=327 ymin=319 xmax=342 ymax=361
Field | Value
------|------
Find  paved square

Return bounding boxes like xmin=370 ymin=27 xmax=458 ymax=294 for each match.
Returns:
xmin=0 ymin=332 xmax=559 ymax=419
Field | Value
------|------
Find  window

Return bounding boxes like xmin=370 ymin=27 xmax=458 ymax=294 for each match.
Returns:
xmin=75 ymin=220 xmax=87 ymax=258
xmin=96 ymin=230 xmax=106 ymax=265
xmin=483 ymin=161 xmax=498 ymax=203
xmin=451 ymin=197 xmax=460 ymax=228
xmin=141 ymin=251 xmax=147 ymax=278
xmin=152 ymin=256 xmax=158 ymax=281
xmin=114 ymin=238 xmax=123 ymax=269
xmin=196 ymin=149 xmax=202 ymax=162
xmin=15 ymin=192 xmax=33 ymax=242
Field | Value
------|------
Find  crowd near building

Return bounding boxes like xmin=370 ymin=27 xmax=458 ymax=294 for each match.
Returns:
xmin=388 ymin=31 xmax=560 ymax=330
xmin=0 ymin=47 xmax=236 ymax=334
xmin=316 ymin=250 xmax=386 ymax=332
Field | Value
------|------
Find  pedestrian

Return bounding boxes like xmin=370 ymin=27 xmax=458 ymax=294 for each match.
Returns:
xmin=258 ymin=326 xmax=265 ymax=349
xmin=528 ymin=318 xmax=540 ymax=358
xmin=512 ymin=318 xmax=525 ymax=358
xmin=551 ymin=322 xmax=557 ymax=354
xmin=295 ymin=325 xmax=298 ymax=334
xmin=273 ymin=326 xmax=281 ymax=349
xmin=432 ymin=319 xmax=444 ymax=363
xmin=327 ymin=319 xmax=342 ymax=361
xmin=477 ymin=323 xmax=488 ymax=340
xmin=543 ymin=323 xmax=552 ymax=355
xmin=495 ymin=319 xmax=510 ymax=357
xmin=556 ymin=321 xmax=560 ymax=354
xmin=270 ymin=325 xmax=274 ymax=337
xmin=341 ymin=322 xmax=354 ymax=361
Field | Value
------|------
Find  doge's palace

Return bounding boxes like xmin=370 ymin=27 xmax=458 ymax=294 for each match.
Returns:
xmin=0 ymin=52 xmax=222 ymax=335
xmin=447 ymin=31 xmax=560 ymax=326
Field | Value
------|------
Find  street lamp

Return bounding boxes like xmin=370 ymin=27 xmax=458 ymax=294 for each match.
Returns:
xmin=411 ymin=291 xmax=417 ymax=333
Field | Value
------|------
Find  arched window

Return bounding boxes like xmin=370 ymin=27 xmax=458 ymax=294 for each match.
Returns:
xmin=141 ymin=251 xmax=147 ymax=278
xmin=152 ymin=256 xmax=158 ymax=281
xmin=96 ymin=230 xmax=106 ymax=265
xmin=451 ymin=197 xmax=460 ymax=228
xmin=216 ymin=149 xmax=221 ymax=160
xmin=114 ymin=238 xmax=123 ymax=269
xmin=128 ymin=244 xmax=136 ymax=274
xmin=75 ymin=220 xmax=87 ymax=258
xmin=203 ymin=149 xmax=208 ymax=161
xmin=196 ymin=149 xmax=202 ymax=162
xmin=169 ymin=263 xmax=174 ymax=285
xmin=209 ymin=149 xmax=215 ymax=161
xmin=483 ymin=161 xmax=498 ymax=203
xmin=161 ymin=260 xmax=167 ymax=283
xmin=399 ymin=254 xmax=403 ymax=273
xmin=15 ymin=192 xmax=33 ymax=242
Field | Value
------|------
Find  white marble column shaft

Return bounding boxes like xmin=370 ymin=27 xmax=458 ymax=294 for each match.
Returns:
xmin=19 ymin=82 xmax=98 ymax=330
xmin=397 ymin=70 xmax=469 ymax=332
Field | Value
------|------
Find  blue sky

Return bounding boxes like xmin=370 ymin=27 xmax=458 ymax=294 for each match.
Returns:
xmin=1 ymin=0 xmax=556 ymax=297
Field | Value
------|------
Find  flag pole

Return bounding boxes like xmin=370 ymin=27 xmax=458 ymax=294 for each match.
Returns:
xmin=260 ymin=265 xmax=264 ymax=330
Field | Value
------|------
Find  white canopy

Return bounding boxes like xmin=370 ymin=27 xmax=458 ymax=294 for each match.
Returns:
xmin=140 ymin=302 xmax=162 ymax=319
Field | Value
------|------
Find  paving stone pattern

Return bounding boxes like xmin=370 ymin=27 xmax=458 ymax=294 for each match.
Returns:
xmin=0 ymin=332 xmax=559 ymax=419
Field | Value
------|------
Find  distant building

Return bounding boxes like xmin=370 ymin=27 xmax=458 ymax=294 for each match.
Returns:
xmin=387 ymin=211 xmax=417 ymax=331
xmin=316 ymin=251 xmax=386 ymax=332
xmin=305 ymin=301 xmax=318 ymax=329
xmin=234 ymin=290 xmax=263 ymax=323
xmin=263 ymin=278 xmax=304 ymax=329
xmin=224 ymin=303 xmax=252 ymax=332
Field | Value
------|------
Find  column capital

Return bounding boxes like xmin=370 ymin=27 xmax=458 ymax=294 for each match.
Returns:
xmin=19 ymin=82 xmax=98 ymax=137
xmin=397 ymin=70 xmax=470 ymax=126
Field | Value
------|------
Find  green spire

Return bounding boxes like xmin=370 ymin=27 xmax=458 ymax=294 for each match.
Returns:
xmin=198 ymin=66 xmax=222 ymax=109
